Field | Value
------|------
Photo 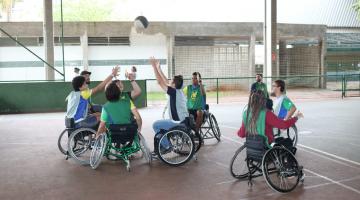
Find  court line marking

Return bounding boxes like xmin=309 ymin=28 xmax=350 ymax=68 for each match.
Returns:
xmin=220 ymin=125 xmax=360 ymax=167
xmin=219 ymin=125 xmax=360 ymax=195
xmin=304 ymin=169 xmax=360 ymax=194
xmin=297 ymin=144 xmax=360 ymax=167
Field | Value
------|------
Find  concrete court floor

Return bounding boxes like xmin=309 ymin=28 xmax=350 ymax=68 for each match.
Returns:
xmin=0 ymin=98 xmax=360 ymax=200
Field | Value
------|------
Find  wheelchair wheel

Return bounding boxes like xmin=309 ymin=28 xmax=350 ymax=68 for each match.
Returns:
xmin=57 ymin=129 xmax=69 ymax=155
xmin=138 ymin=133 xmax=152 ymax=165
xmin=90 ymin=133 xmax=107 ymax=170
xmin=157 ymin=129 xmax=195 ymax=167
xmin=230 ymin=144 xmax=261 ymax=179
xmin=67 ymin=128 xmax=96 ymax=165
xmin=262 ymin=146 xmax=300 ymax=193
xmin=209 ymin=114 xmax=221 ymax=141
xmin=274 ymin=125 xmax=298 ymax=147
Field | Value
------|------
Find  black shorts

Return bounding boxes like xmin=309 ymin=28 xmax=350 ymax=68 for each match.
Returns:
xmin=188 ymin=109 xmax=202 ymax=120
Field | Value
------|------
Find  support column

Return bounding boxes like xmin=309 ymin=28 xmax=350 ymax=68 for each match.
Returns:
xmin=43 ymin=0 xmax=55 ymax=80
xmin=279 ymin=40 xmax=287 ymax=77
xmin=167 ymin=35 xmax=175 ymax=77
xmin=319 ymin=37 xmax=327 ymax=89
xmin=264 ymin=0 xmax=277 ymax=90
xmin=80 ymin=31 xmax=89 ymax=70
xmin=248 ymin=34 xmax=256 ymax=77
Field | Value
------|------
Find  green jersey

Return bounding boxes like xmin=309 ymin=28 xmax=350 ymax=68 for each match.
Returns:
xmin=184 ymin=85 xmax=204 ymax=110
xmin=242 ymin=109 xmax=270 ymax=148
xmin=101 ymin=92 xmax=135 ymax=126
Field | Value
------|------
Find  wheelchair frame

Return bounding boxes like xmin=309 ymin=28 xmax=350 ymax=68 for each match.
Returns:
xmin=230 ymin=135 xmax=304 ymax=193
xmin=90 ymin=128 xmax=151 ymax=171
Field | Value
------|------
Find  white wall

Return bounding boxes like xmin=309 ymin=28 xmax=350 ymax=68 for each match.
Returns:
xmin=0 ymin=32 xmax=168 ymax=85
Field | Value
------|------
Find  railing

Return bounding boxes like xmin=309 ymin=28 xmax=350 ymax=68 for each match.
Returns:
xmin=145 ymin=74 xmax=360 ymax=104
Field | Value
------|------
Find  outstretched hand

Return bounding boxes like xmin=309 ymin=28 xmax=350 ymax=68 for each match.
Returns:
xmin=149 ymin=56 xmax=160 ymax=69
xmin=294 ymin=111 xmax=304 ymax=119
xmin=112 ymin=65 xmax=120 ymax=77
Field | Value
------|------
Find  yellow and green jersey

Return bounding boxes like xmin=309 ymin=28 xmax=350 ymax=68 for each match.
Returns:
xmin=101 ymin=92 xmax=135 ymax=126
xmin=183 ymin=85 xmax=205 ymax=110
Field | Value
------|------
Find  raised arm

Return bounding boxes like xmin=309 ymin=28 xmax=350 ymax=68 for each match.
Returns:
xmin=91 ymin=66 xmax=119 ymax=95
xmin=150 ymin=57 xmax=168 ymax=91
xmin=126 ymin=72 xmax=141 ymax=99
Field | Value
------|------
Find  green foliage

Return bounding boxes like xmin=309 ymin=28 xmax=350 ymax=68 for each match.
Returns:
xmin=53 ymin=0 xmax=115 ymax=21
xmin=354 ymin=0 xmax=360 ymax=20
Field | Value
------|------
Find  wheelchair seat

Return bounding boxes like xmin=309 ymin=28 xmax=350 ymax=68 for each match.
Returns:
xmin=108 ymin=123 xmax=138 ymax=146
xmin=65 ymin=117 xmax=75 ymax=129
xmin=245 ymin=134 xmax=268 ymax=162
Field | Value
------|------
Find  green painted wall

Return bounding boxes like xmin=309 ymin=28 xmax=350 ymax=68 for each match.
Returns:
xmin=0 ymin=80 xmax=147 ymax=114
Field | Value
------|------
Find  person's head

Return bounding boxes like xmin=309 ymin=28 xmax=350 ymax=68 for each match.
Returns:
xmin=74 ymin=67 xmax=80 ymax=74
xmin=192 ymin=72 xmax=201 ymax=85
xmin=255 ymin=73 xmax=263 ymax=82
xmin=112 ymin=79 xmax=124 ymax=91
xmin=72 ymin=76 xmax=88 ymax=91
xmin=131 ymin=66 xmax=137 ymax=73
xmin=105 ymin=81 xmax=121 ymax=102
xmin=80 ymin=70 xmax=91 ymax=85
xmin=245 ymin=90 xmax=267 ymax=135
xmin=272 ymin=80 xmax=286 ymax=96
xmin=171 ymin=75 xmax=183 ymax=89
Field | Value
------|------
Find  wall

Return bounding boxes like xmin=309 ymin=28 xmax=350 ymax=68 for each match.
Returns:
xmin=0 ymin=80 xmax=146 ymax=114
xmin=0 ymin=31 xmax=168 ymax=83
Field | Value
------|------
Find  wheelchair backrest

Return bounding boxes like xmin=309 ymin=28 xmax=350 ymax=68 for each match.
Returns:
xmin=108 ymin=123 xmax=138 ymax=145
xmin=246 ymin=134 xmax=268 ymax=162
xmin=65 ymin=117 xmax=75 ymax=129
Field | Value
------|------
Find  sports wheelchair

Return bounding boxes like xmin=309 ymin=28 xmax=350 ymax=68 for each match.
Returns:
xmin=153 ymin=116 xmax=197 ymax=167
xmin=189 ymin=104 xmax=221 ymax=153
xmin=274 ymin=125 xmax=298 ymax=148
xmin=58 ymin=117 xmax=98 ymax=165
xmin=90 ymin=123 xmax=151 ymax=171
xmin=230 ymin=135 xmax=304 ymax=193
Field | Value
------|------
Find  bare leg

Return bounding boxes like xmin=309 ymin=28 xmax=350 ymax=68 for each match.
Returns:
xmin=195 ymin=110 xmax=203 ymax=132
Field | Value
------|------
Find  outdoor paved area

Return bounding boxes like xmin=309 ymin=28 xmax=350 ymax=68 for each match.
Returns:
xmin=0 ymin=98 xmax=359 ymax=200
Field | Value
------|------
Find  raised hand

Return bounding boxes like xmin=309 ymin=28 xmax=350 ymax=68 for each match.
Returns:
xmin=112 ymin=65 xmax=120 ymax=77
xmin=149 ymin=56 xmax=160 ymax=69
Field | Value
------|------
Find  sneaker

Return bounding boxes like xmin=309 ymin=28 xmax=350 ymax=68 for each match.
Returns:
xmin=151 ymin=152 xmax=158 ymax=160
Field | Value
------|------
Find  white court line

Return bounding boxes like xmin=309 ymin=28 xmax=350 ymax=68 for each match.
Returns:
xmin=298 ymin=144 xmax=360 ymax=167
xmin=221 ymin=124 xmax=360 ymax=167
xmin=304 ymin=169 xmax=360 ymax=194
xmin=219 ymin=124 xmax=360 ymax=194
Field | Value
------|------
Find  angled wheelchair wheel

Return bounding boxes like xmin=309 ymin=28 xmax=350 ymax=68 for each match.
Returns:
xmin=274 ymin=125 xmax=298 ymax=147
xmin=90 ymin=133 xmax=107 ymax=170
xmin=192 ymin=129 xmax=202 ymax=153
xmin=138 ymin=133 xmax=152 ymax=165
xmin=57 ymin=129 xmax=69 ymax=155
xmin=209 ymin=114 xmax=221 ymax=141
xmin=157 ymin=129 xmax=195 ymax=167
xmin=230 ymin=144 xmax=261 ymax=179
xmin=67 ymin=128 xmax=96 ymax=165
xmin=262 ymin=146 xmax=300 ymax=193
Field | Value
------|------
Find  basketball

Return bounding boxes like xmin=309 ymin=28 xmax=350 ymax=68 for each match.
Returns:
xmin=134 ymin=16 xmax=149 ymax=32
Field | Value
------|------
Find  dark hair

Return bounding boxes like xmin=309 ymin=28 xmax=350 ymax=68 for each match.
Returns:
xmin=72 ymin=76 xmax=86 ymax=91
xmin=274 ymin=80 xmax=285 ymax=93
xmin=245 ymin=90 xmax=267 ymax=135
xmin=173 ymin=75 xmax=183 ymax=89
xmin=256 ymin=73 xmax=263 ymax=77
xmin=192 ymin=72 xmax=202 ymax=78
xmin=105 ymin=81 xmax=120 ymax=102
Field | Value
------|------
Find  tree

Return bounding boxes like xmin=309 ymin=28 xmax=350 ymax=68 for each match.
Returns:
xmin=0 ymin=0 xmax=15 ymax=21
xmin=53 ymin=0 xmax=115 ymax=21
xmin=354 ymin=0 xmax=360 ymax=20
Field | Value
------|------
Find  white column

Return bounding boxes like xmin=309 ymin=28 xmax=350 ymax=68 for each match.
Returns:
xmin=80 ymin=31 xmax=89 ymax=70
xmin=167 ymin=35 xmax=175 ymax=77
xmin=264 ymin=0 xmax=277 ymax=90
xmin=43 ymin=0 xmax=54 ymax=80
xmin=248 ymin=34 xmax=256 ymax=77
